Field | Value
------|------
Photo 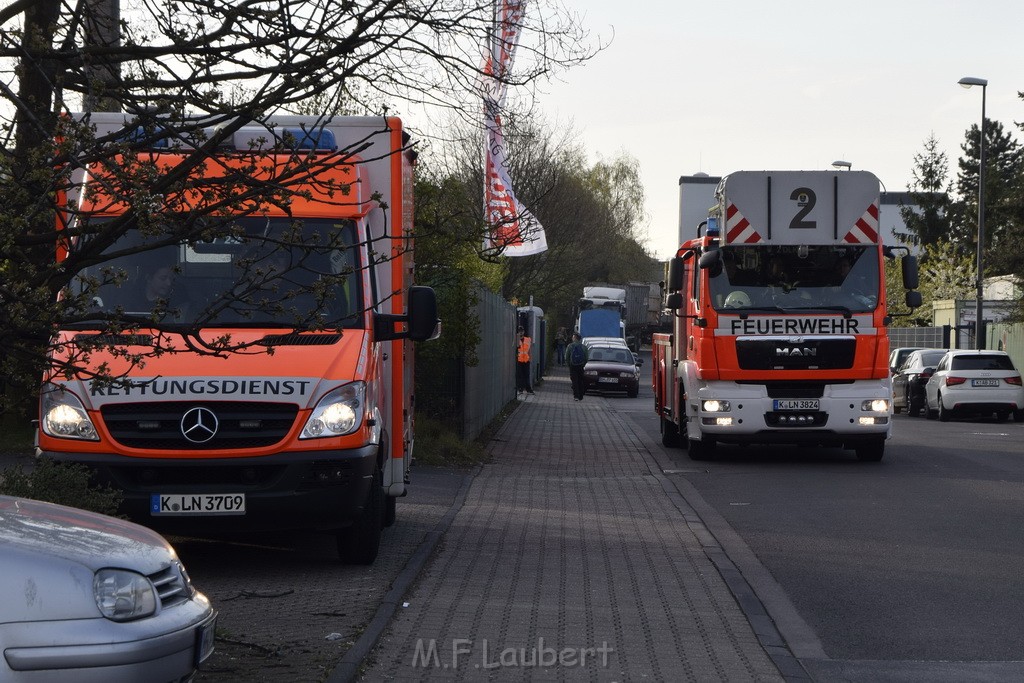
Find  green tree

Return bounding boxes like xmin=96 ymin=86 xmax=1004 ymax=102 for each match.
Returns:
xmin=953 ymin=118 xmax=1024 ymax=265
xmin=897 ymin=134 xmax=951 ymax=247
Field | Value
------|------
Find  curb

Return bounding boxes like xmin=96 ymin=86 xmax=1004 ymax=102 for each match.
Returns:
xmin=326 ymin=466 xmax=478 ymax=683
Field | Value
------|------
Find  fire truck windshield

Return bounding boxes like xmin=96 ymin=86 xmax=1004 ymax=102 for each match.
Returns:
xmin=709 ymin=245 xmax=879 ymax=313
xmin=66 ymin=218 xmax=361 ymax=329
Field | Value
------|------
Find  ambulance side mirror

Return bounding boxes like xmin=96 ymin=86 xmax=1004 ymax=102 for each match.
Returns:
xmin=374 ymin=286 xmax=440 ymax=342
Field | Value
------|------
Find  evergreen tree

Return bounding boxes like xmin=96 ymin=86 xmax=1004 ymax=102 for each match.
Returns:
xmin=953 ymin=119 xmax=1024 ymax=270
xmin=897 ymin=134 xmax=950 ymax=247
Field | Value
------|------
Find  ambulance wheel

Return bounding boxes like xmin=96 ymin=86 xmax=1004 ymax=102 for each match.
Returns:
xmin=688 ymin=436 xmax=716 ymax=461
xmin=660 ymin=417 xmax=680 ymax=447
xmin=337 ymin=465 xmax=384 ymax=565
xmin=384 ymin=495 xmax=397 ymax=528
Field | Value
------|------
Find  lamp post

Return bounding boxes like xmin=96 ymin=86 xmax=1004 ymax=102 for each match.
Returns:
xmin=958 ymin=76 xmax=988 ymax=349
xmin=831 ymin=160 xmax=852 ymax=171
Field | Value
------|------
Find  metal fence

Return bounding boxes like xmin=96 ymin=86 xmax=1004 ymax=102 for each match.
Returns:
xmin=417 ymin=283 xmax=517 ymax=441
xmin=887 ymin=327 xmax=944 ymax=349
xmin=463 ymin=286 xmax=517 ymax=439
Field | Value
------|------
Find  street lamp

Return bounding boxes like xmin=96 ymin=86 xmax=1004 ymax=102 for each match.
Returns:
xmin=832 ymin=160 xmax=852 ymax=171
xmin=959 ymin=76 xmax=988 ymax=349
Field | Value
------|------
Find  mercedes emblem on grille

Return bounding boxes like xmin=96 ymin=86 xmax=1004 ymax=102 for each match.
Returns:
xmin=180 ymin=407 xmax=219 ymax=443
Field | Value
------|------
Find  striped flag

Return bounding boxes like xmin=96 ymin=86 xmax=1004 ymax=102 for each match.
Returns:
xmin=481 ymin=0 xmax=547 ymax=257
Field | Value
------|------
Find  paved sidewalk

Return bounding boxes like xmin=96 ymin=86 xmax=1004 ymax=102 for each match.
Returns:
xmin=357 ymin=366 xmax=791 ymax=681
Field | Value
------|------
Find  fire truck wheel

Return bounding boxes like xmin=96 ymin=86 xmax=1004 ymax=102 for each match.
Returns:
xmin=855 ymin=439 xmax=885 ymax=462
xmin=337 ymin=465 xmax=384 ymax=565
xmin=907 ymin=390 xmax=923 ymax=417
xmin=688 ymin=436 xmax=716 ymax=461
xmin=660 ymin=417 xmax=680 ymax=447
xmin=384 ymin=495 xmax=397 ymax=527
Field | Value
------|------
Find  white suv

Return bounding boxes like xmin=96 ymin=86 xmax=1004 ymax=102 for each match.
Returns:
xmin=924 ymin=350 xmax=1024 ymax=422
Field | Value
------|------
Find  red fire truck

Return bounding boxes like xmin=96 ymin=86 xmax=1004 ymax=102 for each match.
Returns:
xmin=653 ymin=170 xmax=920 ymax=462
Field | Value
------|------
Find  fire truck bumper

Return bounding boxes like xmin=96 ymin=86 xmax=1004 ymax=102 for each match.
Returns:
xmin=690 ymin=381 xmax=892 ymax=447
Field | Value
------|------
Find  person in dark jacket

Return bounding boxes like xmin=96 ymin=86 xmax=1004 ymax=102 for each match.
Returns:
xmin=565 ymin=332 xmax=589 ymax=401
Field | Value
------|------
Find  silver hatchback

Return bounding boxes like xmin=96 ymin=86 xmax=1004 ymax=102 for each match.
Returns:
xmin=0 ymin=495 xmax=216 ymax=682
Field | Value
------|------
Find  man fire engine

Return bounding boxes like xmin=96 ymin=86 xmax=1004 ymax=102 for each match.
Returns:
xmin=653 ymin=170 xmax=920 ymax=462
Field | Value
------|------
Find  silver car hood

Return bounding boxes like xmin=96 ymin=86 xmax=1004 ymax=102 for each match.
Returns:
xmin=1 ymin=496 xmax=178 ymax=622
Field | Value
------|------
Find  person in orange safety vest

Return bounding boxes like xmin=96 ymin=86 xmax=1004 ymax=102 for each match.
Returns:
xmin=516 ymin=326 xmax=534 ymax=395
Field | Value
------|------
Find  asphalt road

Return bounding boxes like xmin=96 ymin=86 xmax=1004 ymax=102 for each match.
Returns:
xmin=626 ymin=350 xmax=1024 ymax=681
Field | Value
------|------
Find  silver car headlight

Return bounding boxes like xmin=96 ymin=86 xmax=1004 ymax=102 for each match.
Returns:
xmin=301 ymin=382 xmax=365 ymax=439
xmin=41 ymin=383 xmax=99 ymax=441
xmin=94 ymin=569 xmax=158 ymax=621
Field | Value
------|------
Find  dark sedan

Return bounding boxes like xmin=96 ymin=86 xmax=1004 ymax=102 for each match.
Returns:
xmin=892 ymin=348 xmax=946 ymax=416
xmin=583 ymin=345 xmax=641 ymax=397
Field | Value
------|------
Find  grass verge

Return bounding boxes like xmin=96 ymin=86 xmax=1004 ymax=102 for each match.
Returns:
xmin=414 ymin=399 xmax=519 ymax=467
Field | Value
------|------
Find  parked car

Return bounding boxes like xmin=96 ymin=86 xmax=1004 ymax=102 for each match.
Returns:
xmin=888 ymin=346 xmax=927 ymax=375
xmin=0 ymin=495 xmax=216 ymax=682
xmin=924 ymin=350 xmax=1024 ymax=422
xmin=892 ymin=348 xmax=947 ymax=416
xmin=583 ymin=344 xmax=641 ymax=397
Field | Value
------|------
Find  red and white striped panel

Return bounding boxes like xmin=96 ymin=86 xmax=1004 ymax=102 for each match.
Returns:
xmin=725 ymin=202 xmax=762 ymax=244
xmin=842 ymin=201 xmax=879 ymax=244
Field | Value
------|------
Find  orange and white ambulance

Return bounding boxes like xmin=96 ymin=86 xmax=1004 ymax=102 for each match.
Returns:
xmin=653 ymin=170 xmax=920 ymax=462
xmin=38 ymin=114 xmax=438 ymax=563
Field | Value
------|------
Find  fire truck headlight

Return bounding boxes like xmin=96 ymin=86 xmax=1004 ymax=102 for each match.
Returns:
xmin=41 ymin=385 xmax=99 ymax=441
xmin=862 ymin=399 xmax=890 ymax=412
xmin=301 ymin=382 xmax=365 ymax=439
xmin=702 ymin=400 xmax=731 ymax=413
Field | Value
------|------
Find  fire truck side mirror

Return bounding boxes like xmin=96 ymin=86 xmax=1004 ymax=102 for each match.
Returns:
xmin=905 ymin=290 xmax=922 ymax=310
xmin=667 ymin=257 xmax=684 ymax=293
xmin=901 ymin=255 xmax=920 ymax=290
xmin=666 ymin=292 xmax=682 ymax=310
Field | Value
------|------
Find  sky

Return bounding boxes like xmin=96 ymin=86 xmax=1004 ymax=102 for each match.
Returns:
xmin=533 ymin=0 xmax=1024 ymax=259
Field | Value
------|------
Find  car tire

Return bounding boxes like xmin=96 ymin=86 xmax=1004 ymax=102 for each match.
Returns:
xmin=855 ymin=439 xmax=885 ymax=462
xmin=1015 ymin=409 xmax=1024 ymax=422
xmin=937 ymin=393 xmax=951 ymax=422
xmin=337 ymin=464 xmax=384 ymax=565
xmin=995 ymin=411 xmax=1009 ymax=423
xmin=628 ymin=388 xmax=639 ymax=398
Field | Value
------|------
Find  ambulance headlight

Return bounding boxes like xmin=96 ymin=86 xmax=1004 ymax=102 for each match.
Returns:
xmin=41 ymin=384 xmax=99 ymax=441
xmin=862 ymin=399 xmax=890 ymax=412
xmin=301 ymin=382 xmax=365 ymax=439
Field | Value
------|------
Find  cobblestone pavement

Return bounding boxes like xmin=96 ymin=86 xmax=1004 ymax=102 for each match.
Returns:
xmin=356 ymin=369 xmax=788 ymax=682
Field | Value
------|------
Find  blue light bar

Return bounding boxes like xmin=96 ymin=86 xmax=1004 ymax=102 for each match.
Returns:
xmin=121 ymin=126 xmax=170 ymax=149
xmin=706 ymin=217 xmax=721 ymax=237
xmin=282 ymin=128 xmax=337 ymax=151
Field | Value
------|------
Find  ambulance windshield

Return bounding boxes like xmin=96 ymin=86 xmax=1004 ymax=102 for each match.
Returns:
xmin=708 ymin=245 xmax=879 ymax=313
xmin=66 ymin=217 xmax=362 ymax=329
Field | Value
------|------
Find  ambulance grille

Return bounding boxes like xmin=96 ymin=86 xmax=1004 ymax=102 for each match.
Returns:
xmin=74 ymin=333 xmax=155 ymax=347
xmin=258 ymin=333 xmax=341 ymax=346
xmin=101 ymin=401 xmax=299 ymax=450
